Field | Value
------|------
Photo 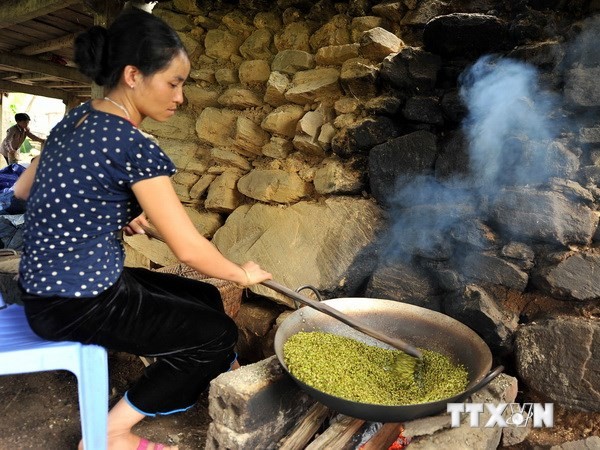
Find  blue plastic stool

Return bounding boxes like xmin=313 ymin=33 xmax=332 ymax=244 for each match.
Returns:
xmin=0 ymin=296 xmax=108 ymax=450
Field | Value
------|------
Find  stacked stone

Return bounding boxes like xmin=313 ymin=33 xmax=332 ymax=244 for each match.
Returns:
xmin=205 ymin=355 xmax=522 ymax=449
xmin=126 ymin=1 xmax=469 ymax=301
xmin=147 ymin=5 xmax=409 ymax=213
xmin=205 ymin=356 xmax=315 ymax=449
xmin=127 ymin=1 xmax=419 ymax=302
xmin=123 ymin=0 xmax=600 ymax=421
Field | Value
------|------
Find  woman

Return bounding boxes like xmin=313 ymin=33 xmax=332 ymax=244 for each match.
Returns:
xmin=18 ymin=8 xmax=272 ymax=450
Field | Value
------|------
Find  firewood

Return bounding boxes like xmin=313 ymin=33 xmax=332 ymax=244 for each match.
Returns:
xmin=277 ymin=403 xmax=330 ymax=450
xmin=305 ymin=414 xmax=365 ymax=450
xmin=361 ymin=423 xmax=404 ymax=449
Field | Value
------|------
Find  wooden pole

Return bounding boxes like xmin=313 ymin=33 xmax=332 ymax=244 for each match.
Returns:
xmin=87 ymin=0 xmax=124 ymax=99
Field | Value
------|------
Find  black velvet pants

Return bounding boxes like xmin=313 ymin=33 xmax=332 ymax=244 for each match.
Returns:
xmin=21 ymin=267 xmax=238 ymax=416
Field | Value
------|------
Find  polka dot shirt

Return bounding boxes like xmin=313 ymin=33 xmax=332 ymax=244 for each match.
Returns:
xmin=19 ymin=102 xmax=176 ymax=298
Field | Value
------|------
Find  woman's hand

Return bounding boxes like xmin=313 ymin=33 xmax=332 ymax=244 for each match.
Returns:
xmin=238 ymin=261 xmax=272 ymax=287
xmin=122 ymin=214 xmax=150 ymax=236
xmin=132 ymin=176 xmax=273 ymax=284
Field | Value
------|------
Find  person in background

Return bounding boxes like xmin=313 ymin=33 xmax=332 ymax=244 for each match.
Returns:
xmin=0 ymin=113 xmax=45 ymax=165
xmin=18 ymin=8 xmax=272 ymax=450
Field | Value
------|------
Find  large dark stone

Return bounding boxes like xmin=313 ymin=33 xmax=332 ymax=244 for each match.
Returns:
xmin=331 ymin=116 xmax=400 ymax=157
xmin=467 ymin=138 xmax=579 ymax=188
xmin=460 ymin=252 xmax=529 ymax=292
xmin=380 ymin=47 xmax=441 ymax=92
xmin=365 ymin=260 xmax=442 ymax=311
xmin=533 ymin=252 xmax=600 ymax=301
xmin=402 ymin=96 xmax=444 ymax=125
xmin=435 ymin=130 xmax=470 ymax=179
xmin=445 ymin=284 xmax=519 ymax=353
xmin=515 ymin=316 xmax=600 ymax=411
xmin=488 ymin=188 xmax=597 ymax=246
xmin=423 ymin=13 xmax=511 ymax=59
xmin=440 ymin=89 xmax=468 ymax=123
xmin=368 ymin=130 xmax=438 ymax=205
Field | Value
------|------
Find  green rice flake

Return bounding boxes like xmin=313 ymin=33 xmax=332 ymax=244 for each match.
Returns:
xmin=283 ymin=331 xmax=469 ymax=406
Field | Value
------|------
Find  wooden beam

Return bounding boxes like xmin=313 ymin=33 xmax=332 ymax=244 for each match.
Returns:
xmin=84 ymin=0 xmax=126 ymax=17
xmin=0 ymin=79 xmax=72 ymax=101
xmin=0 ymin=52 xmax=89 ymax=83
xmin=41 ymin=83 xmax=87 ymax=88
xmin=0 ymin=72 xmax=17 ymax=79
xmin=0 ymin=0 xmax=81 ymax=29
xmin=18 ymin=33 xmax=77 ymax=56
xmin=91 ymin=0 xmax=123 ymax=27
xmin=89 ymin=0 xmax=123 ymax=99
xmin=13 ymin=72 xmax=55 ymax=82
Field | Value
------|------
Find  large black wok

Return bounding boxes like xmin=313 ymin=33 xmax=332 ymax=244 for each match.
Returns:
xmin=274 ymin=296 xmax=503 ymax=423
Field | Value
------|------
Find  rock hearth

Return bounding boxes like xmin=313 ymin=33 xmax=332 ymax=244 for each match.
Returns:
xmin=118 ymin=1 xmax=600 ymax=444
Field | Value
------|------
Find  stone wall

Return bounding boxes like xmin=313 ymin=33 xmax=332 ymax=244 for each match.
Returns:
xmin=126 ymin=0 xmax=416 ymax=298
xmin=146 ymin=2 xmax=407 ymax=208
xmin=126 ymin=0 xmax=600 ymax=300
xmin=123 ymin=0 xmax=600 ymax=414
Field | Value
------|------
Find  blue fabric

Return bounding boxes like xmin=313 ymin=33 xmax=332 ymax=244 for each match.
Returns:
xmin=0 ymin=189 xmax=27 ymax=215
xmin=19 ymin=102 xmax=176 ymax=297
xmin=123 ymin=391 xmax=193 ymax=417
xmin=0 ymin=165 xmax=27 ymax=250
xmin=0 ymin=164 xmax=26 ymax=190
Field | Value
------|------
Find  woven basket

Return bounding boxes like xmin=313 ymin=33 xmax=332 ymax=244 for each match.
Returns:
xmin=154 ymin=263 xmax=243 ymax=319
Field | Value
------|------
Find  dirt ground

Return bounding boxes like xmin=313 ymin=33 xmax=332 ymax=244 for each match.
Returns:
xmin=0 ymin=352 xmax=212 ymax=450
xmin=0 ymin=351 xmax=598 ymax=450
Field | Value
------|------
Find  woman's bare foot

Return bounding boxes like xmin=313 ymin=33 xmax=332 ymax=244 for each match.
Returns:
xmin=128 ymin=436 xmax=177 ymax=450
xmin=77 ymin=398 xmax=179 ymax=449
xmin=78 ymin=432 xmax=178 ymax=450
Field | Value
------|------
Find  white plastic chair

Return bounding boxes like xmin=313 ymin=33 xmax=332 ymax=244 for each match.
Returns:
xmin=0 ymin=294 xmax=108 ymax=449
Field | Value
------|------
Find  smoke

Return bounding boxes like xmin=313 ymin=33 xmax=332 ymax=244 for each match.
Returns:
xmin=385 ymin=52 xmax=575 ymax=261
xmin=459 ymin=56 xmax=562 ymax=191
xmin=385 ymin=176 xmax=478 ymax=261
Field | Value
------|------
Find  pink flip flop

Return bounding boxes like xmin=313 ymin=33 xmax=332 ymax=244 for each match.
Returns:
xmin=137 ymin=438 xmax=166 ymax=450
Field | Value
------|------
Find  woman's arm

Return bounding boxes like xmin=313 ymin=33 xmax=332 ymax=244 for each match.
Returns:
xmin=131 ymin=175 xmax=272 ymax=286
xmin=13 ymin=156 xmax=40 ymax=200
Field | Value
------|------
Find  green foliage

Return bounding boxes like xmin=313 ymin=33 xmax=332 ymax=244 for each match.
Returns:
xmin=19 ymin=138 xmax=32 ymax=154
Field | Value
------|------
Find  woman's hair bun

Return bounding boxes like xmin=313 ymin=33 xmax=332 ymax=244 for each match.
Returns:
xmin=74 ymin=26 xmax=109 ymax=85
xmin=74 ymin=9 xmax=186 ymax=90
